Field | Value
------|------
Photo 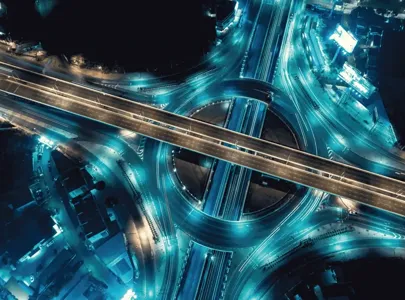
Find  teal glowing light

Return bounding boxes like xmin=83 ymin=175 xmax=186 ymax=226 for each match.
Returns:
xmin=52 ymin=217 xmax=63 ymax=237
xmin=0 ymin=2 xmax=7 ymax=18
xmin=39 ymin=135 xmax=55 ymax=148
xmin=35 ymin=0 xmax=59 ymax=17
xmin=121 ymin=289 xmax=137 ymax=300
xmin=28 ymin=248 xmax=42 ymax=260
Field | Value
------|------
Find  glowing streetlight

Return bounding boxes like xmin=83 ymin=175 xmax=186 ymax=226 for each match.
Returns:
xmin=121 ymin=289 xmax=137 ymax=300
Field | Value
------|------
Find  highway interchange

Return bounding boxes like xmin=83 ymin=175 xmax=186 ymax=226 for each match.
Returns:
xmin=2 ymin=0 xmax=405 ymax=299
xmin=1 ymin=53 xmax=405 ymax=215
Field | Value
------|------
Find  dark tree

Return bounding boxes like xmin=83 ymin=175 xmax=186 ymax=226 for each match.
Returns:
xmin=94 ymin=180 xmax=106 ymax=191
xmin=105 ymin=196 xmax=119 ymax=208
xmin=2 ymin=0 xmax=216 ymax=72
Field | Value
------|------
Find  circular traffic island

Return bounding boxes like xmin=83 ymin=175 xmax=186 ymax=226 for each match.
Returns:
xmin=172 ymin=100 xmax=300 ymax=216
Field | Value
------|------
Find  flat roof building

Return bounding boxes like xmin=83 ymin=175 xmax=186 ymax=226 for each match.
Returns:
xmin=58 ymin=273 xmax=107 ymax=300
xmin=338 ymin=62 xmax=376 ymax=99
xmin=3 ymin=277 xmax=33 ymax=300
xmin=95 ymin=233 xmax=134 ymax=284
xmin=71 ymin=194 xmax=109 ymax=244
xmin=55 ymin=151 xmax=108 ymax=245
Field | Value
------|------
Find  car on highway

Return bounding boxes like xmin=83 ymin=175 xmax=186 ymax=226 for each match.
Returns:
xmin=38 ymin=166 xmax=44 ymax=177
xmin=37 ymin=144 xmax=44 ymax=160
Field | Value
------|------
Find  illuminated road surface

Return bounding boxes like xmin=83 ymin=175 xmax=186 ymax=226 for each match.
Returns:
xmin=0 ymin=62 xmax=405 ymax=216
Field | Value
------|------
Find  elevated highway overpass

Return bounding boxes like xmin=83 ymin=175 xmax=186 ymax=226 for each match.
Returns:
xmin=1 ymin=60 xmax=405 ymax=216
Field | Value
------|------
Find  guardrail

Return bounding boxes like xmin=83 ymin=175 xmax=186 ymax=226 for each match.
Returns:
xmin=173 ymin=241 xmax=194 ymax=298
xmin=116 ymin=159 xmax=160 ymax=242
xmin=262 ymin=238 xmax=314 ymax=271
xmin=261 ymin=226 xmax=354 ymax=271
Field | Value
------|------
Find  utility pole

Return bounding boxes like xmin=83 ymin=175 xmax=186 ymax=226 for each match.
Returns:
xmin=331 ymin=47 xmax=341 ymax=64
xmin=338 ymin=87 xmax=350 ymax=106
xmin=328 ymin=0 xmax=337 ymax=18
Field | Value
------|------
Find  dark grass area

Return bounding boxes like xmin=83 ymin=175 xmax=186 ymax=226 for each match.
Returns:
xmin=0 ymin=126 xmax=35 ymax=207
xmin=273 ymin=253 xmax=405 ymax=299
xmin=2 ymin=0 xmax=216 ymax=72
xmin=334 ymin=257 xmax=405 ymax=299
xmin=378 ymin=30 xmax=405 ymax=146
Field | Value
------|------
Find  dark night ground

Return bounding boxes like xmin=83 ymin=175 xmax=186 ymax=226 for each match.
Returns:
xmin=0 ymin=124 xmax=35 ymax=208
xmin=1 ymin=0 xmax=216 ymax=71
xmin=282 ymin=257 xmax=405 ymax=299
xmin=337 ymin=257 xmax=405 ymax=299
xmin=378 ymin=30 xmax=405 ymax=146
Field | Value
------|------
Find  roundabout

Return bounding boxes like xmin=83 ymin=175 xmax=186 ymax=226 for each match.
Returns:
xmin=140 ymin=77 xmax=324 ymax=249
xmin=172 ymin=99 xmax=300 ymax=216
